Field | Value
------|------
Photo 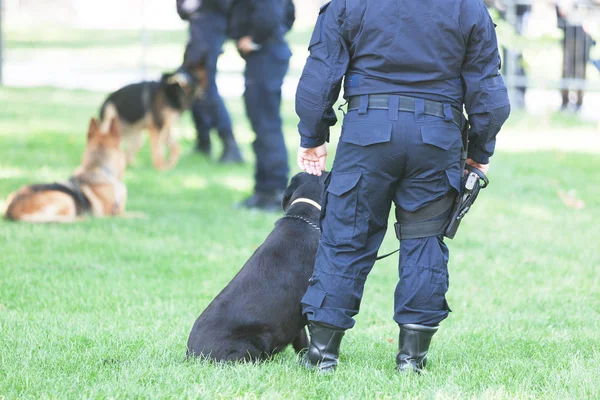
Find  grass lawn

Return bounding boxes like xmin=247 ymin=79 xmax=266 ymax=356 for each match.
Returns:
xmin=1 ymin=86 xmax=599 ymax=399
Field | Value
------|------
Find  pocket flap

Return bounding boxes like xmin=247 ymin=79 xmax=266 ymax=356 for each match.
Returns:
xmin=482 ymin=75 xmax=510 ymax=111
xmin=420 ymin=124 xmax=461 ymax=151
xmin=300 ymin=286 xmax=326 ymax=308
xmin=341 ymin=122 xmax=392 ymax=147
xmin=445 ymin=166 xmax=461 ymax=193
xmin=327 ymin=172 xmax=361 ymax=196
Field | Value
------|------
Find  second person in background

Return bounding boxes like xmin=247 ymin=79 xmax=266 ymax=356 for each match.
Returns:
xmin=177 ymin=0 xmax=245 ymax=163
xmin=231 ymin=0 xmax=296 ymax=212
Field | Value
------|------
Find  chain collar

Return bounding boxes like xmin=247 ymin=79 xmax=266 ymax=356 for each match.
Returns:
xmin=281 ymin=214 xmax=321 ymax=233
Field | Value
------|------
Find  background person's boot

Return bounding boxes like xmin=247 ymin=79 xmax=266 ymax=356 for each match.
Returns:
xmin=396 ymin=324 xmax=438 ymax=373
xmin=194 ymin=139 xmax=211 ymax=156
xmin=219 ymin=137 xmax=244 ymax=164
xmin=237 ymin=190 xmax=283 ymax=212
xmin=301 ymin=322 xmax=345 ymax=373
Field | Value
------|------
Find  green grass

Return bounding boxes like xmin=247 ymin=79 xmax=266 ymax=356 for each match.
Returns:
xmin=1 ymin=86 xmax=599 ymax=399
xmin=4 ymin=28 xmax=312 ymax=50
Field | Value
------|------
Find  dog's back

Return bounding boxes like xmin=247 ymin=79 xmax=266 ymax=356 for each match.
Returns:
xmin=100 ymin=82 xmax=159 ymax=128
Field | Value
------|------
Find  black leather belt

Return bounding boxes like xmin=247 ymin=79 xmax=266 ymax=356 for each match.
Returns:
xmin=347 ymin=95 xmax=464 ymax=128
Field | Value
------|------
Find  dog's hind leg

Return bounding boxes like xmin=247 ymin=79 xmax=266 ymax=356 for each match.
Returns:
xmin=165 ymin=130 xmax=181 ymax=170
xmin=148 ymin=125 xmax=167 ymax=171
xmin=292 ymin=328 xmax=309 ymax=353
xmin=124 ymin=132 xmax=145 ymax=166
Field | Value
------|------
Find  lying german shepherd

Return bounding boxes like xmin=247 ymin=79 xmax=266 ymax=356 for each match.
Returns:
xmin=99 ymin=66 xmax=206 ymax=171
xmin=186 ymin=172 xmax=329 ymax=362
xmin=3 ymin=117 xmax=128 ymax=223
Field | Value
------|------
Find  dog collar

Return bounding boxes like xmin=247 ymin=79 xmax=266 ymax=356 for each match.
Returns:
xmin=281 ymin=215 xmax=320 ymax=232
xmin=291 ymin=198 xmax=322 ymax=211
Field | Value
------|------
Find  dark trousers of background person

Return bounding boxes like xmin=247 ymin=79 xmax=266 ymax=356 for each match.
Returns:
xmin=500 ymin=5 xmax=531 ymax=110
xmin=301 ymin=103 xmax=461 ymax=329
xmin=241 ymin=41 xmax=291 ymax=195
xmin=188 ymin=12 xmax=241 ymax=159
xmin=560 ymin=25 xmax=594 ymax=109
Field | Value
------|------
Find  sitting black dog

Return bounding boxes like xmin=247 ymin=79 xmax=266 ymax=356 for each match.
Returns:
xmin=186 ymin=172 xmax=329 ymax=362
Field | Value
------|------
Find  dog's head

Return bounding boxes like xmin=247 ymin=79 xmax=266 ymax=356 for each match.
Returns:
xmin=282 ymin=171 xmax=330 ymax=212
xmin=82 ymin=117 xmax=127 ymax=180
xmin=161 ymin=64 xmax=207 ymax=109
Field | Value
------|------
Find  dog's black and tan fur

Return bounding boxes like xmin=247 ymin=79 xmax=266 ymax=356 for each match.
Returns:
xmin=186 ymin=172 xmax=329 ymax=362
xmin=99 ymin=66 xmax=206 ymax=171
xmin=3 ymin=118 xmax=128 ymax=223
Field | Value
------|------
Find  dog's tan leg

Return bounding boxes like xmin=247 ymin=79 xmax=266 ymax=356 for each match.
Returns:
xmin=148 ymin=125 xmax=167 ymax=171
xmin=165 ymin=129 xmax=181 ymax=170
xmin=124 ymin=132 xmax=145 ymax=166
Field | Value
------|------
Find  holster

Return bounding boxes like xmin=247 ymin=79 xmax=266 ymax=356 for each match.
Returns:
xmin=393 ymin=117 xmax=489 ymax=241
xmin=444 ymin=120 xmax=489 ymax=239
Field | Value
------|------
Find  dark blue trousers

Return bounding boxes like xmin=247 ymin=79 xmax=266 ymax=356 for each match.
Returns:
xmin=242 ymin=42 xmax=291 ymax=193
xmin=301 ymin=98 xmax=461 ymax=330
xmin=187 ymin=12 xmax=235 ymax=145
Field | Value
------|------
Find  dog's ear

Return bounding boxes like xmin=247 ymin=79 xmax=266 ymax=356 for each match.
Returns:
xmin=281 ymin=172 xmax=305 ymax=211
xmin=108 ymin=117 xmax=121 ymax=143
xmin=87 ymin=117 xmax=100 ymax=141
xmin=160 ymin=73 xmax=171 ymax=84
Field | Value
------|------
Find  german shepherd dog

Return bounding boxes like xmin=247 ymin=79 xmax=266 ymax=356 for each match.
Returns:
xmin=3 ymin=117 xmax=128 ymax=223
xmin=99 ymin=65 xmax=206 ymax=171
xmin=186 ymin=172 xmax=329 ymax=362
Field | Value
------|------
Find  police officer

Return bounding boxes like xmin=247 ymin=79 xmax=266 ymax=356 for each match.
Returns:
xmin=177 ymin=0 xmax=244 ymax=163
xmin=230 ymin=0 xmax=296 ymax=211
xmin=296 ymin=0 xmax=510 ymax=373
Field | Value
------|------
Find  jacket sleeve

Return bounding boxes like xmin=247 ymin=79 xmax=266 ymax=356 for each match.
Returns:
xmin=285 ymin=0 xmax=296 ymax=31
xmin=460 ymin=0 xmax=511 ymax=164
xmin=249 ymin=0 xmax=285 ymax=43
xmin=176 ymin=0 xmax=202 ymax=20
xmin=296 ymin=1 xmax=349 ymax=148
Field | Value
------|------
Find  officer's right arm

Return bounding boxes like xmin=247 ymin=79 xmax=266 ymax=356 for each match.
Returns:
xmin=295 ymin=1 xmax=350 ymax=149
xmin=460 ymin=0 xmax=511 ymax=165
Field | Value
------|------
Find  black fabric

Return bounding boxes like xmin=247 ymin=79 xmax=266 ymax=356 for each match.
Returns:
xmin=28 ymin=179 xmax=92 ymax=216
xmin=284 ymin=0 xmax=295 ymax=31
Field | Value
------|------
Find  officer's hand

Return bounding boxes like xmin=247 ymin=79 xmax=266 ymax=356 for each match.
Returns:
xmin=238 ymin=36 xmax=260 ymax=54
xmin=297 ymin=145 xmax=327 ymax=177
xmin=466 ymin=158 xmax=489 ymax=175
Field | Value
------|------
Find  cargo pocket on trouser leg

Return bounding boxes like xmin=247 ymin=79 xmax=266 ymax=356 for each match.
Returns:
xmin=301 ymin=271 xmax=361 ymax=330
xmin=321 ymin=171 xmax=366 ymax=247
xmin=301 ymin=286 xmax=327 ymax=310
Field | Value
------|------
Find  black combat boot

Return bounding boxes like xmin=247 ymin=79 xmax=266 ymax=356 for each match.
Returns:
xmin=396 ymin=324 xmax=438 ymax=373
xmin=301 ymin=322 xmax=345 ymax=373
xmin=219 ymin=138 xmax=244 ymax=164
xmin=194 ymin=139 xmax=211 ymax=156
xmin=237 ymin=190 xmax=283 ymax=212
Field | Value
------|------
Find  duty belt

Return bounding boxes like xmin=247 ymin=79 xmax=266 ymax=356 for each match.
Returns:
xmin=347 ymin=95 xmax=463 ymax=129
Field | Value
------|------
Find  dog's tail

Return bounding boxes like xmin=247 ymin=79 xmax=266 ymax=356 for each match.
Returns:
xmin=99 ymin=102 xmax=119 ymax=133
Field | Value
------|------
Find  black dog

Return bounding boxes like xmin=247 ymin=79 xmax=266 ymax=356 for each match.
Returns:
xmin=186 ymin=172 xmax=329 ymax=362
xmin=99 ymin=65 xmax=206 ymax=170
